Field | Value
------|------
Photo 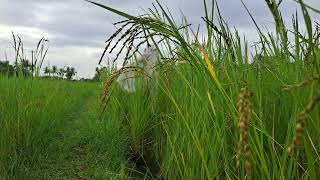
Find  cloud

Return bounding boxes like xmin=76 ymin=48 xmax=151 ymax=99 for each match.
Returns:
xmin=0 ymin=0 xmax=319 ymax=78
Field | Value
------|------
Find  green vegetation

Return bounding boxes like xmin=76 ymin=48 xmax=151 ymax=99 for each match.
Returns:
xmin=44 ymin=65 xmax=77 ymax=80
xmin=0 ymin=77 xmax=128 ymax=179
xmin=1 ymin=0 xmax=320 ymax=179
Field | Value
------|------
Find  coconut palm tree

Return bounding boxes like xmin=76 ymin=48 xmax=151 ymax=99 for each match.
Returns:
xmin=65 ymin=66 xmax=76 ymax=80
xmin=52 ymin=65 xmax=57 ymax=76
xmin=44 ymin=66 xmax=51 ymax=76
xmin=58 ymin=68 xmax=65 ymax=78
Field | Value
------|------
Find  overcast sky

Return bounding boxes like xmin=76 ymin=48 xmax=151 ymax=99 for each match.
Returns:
xmin=0 ymin=0 xmax=319 ymax=78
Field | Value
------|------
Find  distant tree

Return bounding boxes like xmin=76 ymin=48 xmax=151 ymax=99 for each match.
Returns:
xmin=44 ymin=66 xmax=51 ymax=76
xmin=92 ymin=66 xmax=110 ymax=81
xmin=65 ymin=66 xmax=76 ymax=80
xmin=20 ymin=59 xmax=29 ymax=68
xmin=58 ymin=68 xmax=65 ymax=78
xmin=92 ymin=67 xmax=101 ymax=81
xmin=71 ymin=67 xmax=76 ymax=75
xmin=20 ymin=59 xmax=32 ymax=76
xmin=0 ymin=60 xmax=35 ymax=77
xmin=0 ymin=61 xmax=14 ymax=76
xmin=52 ymin=66 xmax=57 ymax=76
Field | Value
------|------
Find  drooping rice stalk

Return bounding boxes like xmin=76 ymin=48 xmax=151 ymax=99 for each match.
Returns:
xmin=287 ymin=92 xmax=320 ymax=155
xmin=283 ymin=74 xmax=320 ymax=91
xmin=100 ymin=66 xmax=143 ymax=114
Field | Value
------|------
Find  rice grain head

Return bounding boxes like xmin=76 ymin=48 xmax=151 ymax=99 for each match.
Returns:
xmin=100 ymin=66 xmax=140 ymax=113
xmin=236 ymin=86 xmax=253 ymax=180
xmin=287 ymin=91 xmax=320 ymax=155
xmin=283 ymin=74 xmax=320 ymax=91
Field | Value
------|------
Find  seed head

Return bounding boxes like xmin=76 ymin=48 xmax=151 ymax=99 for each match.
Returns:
xmin=283 ymin=74 xmax=320 ymax=91
xmin=100 ymin=66 xmax=140 ymax=114
xmin=287 ymin=93 xmax=320 ymax=155
xmin=236 ymin=86 xmax=253 ymax=179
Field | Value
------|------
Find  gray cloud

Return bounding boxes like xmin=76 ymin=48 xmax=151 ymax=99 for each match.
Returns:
xmin=0 ymin=0 xmax=319 ymax=77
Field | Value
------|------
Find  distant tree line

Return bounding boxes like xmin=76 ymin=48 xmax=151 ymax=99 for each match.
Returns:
xmin=2 ymin=33 xmax=123 ymax=82
xmin=0 ymin=60 xmax=33 ymax=77
xmin=0 ymin=33 xmax=78 ymax=80
xmin=0 ymin=60 xmax=77 ymax=80
xmin=43 ymin=65 xmax=77 ymax=80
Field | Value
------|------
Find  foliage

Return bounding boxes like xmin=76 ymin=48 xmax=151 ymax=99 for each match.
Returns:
xmin=0 ymin=77 xmax=128 ymax=179
xmin=1 ymin=0 xmax=320 ymax=179
xmin=0 ymin=61 xmax=14 ymax=77
xmin=65 ymin=66 xmax=77 ymax=80
xmin=89 ymin=0 xmax=320 ymax=179
xmin=43 ymin=65 xmax=77 ymax=80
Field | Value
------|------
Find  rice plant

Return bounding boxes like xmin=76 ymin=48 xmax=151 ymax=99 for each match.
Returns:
xmin=89 ymin=0 xmax=320 ymax=179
